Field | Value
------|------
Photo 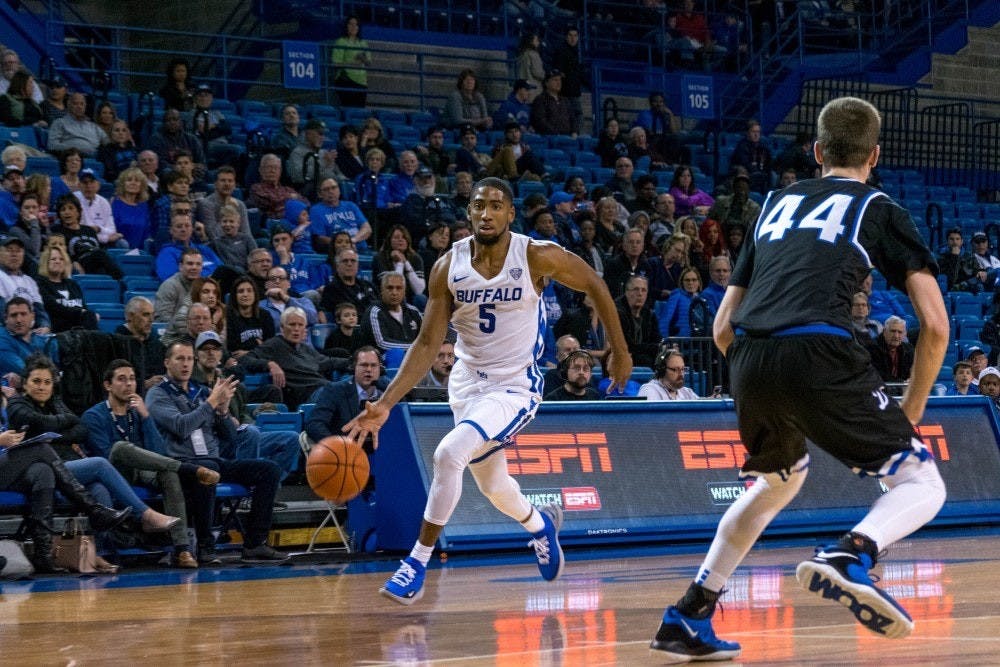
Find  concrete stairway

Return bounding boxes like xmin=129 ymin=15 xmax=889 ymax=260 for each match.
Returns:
xmin=923 ymin=21 xmax=1000 ymax=116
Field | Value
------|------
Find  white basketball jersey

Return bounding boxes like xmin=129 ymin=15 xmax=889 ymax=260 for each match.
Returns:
xmin=448 ymin=233 xmax=546 ymax=379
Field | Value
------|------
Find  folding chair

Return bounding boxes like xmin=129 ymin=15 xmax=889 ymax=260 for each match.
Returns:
xmin=298 ymin=432 xmax=351 ymax=553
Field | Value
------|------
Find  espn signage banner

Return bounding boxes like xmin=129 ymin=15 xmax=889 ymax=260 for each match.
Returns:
xmin=372 ymin=398 xmax=1000 ymax=552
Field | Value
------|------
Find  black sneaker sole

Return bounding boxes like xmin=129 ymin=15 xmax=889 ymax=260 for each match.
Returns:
xmin=796 ymin=560 xmax=913 ymax=639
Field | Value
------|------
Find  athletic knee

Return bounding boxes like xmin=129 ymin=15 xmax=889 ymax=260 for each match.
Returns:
xmin=432 ymin=425 xmax=483 ymax=475
xmin=886 ymin=458 xmax=946 ymax=509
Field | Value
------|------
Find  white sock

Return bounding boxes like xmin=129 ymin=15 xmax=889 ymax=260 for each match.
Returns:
xmin=521 ymin=507 xmax=545 ymax=534
xmin=409 ymin=542 xmax=435 ymax=567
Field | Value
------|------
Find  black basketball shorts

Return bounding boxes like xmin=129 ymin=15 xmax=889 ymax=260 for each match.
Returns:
xmin=727 ymin=334 xmax=921 ymax=477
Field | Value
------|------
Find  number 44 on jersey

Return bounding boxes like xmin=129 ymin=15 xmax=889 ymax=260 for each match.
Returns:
xmin=756 ymin=194 xmax=853 ymax=245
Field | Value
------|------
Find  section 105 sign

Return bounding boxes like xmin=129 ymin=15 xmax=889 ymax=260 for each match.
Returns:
xmin=682 ymin=74 xmax=715 ymax=119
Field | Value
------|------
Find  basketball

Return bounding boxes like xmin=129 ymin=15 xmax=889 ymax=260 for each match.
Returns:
xmin=306 ymin=436 xmax=370 ymax=504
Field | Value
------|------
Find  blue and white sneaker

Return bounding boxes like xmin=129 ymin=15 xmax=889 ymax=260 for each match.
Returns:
xmin=380 ymin=557 xmax=426 ymax=606
xmin=649 ymin=606 xmax=741 ymax=662
xmin=528 ymin=502 xmax=564 ymax=581
xmin=796 ymin=545 xmax=913 ymax=639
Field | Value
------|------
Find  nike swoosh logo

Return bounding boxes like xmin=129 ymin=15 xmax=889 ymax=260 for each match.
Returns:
xmin=454 ymin=275 xmax=469 ymax=282
xmin=679 ymin=618 xmax=699 ymax=639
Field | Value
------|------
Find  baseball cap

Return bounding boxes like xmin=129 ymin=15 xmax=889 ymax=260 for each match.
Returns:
xmin=967 ymin=346 xmax=987 ymax=359
xmin=3 ymin=164 xmax=23 ymax=176
xmin=513 ymin=79 xmax=537 ymax=91
xmin=50 ymin=76 xmax=67 ymax=88
xmin=79 ymin=168 xmax=98 ymax=181
xmin=972 ymin=231 xmax=988 ymax=242
xmin=978 ymin=366 xmax=1000 ymax=382
xmin=415 ymin=165 xmax=434 ymax=178
xmin=195 ymin=331 xmax=223 ymax=349
xmin=549 ymin=191 xmax=574 ymax=206
xmin=0 ymin=235 xmax=25 ymax=247
xmin=459 ymin=124 xmax=476 ymax=137
xmin=544 ymin=69 xmax=563 ymax=81
xmin=503 ymin=120 xmax=521 ymax=131
xmin=305 ymin=118 xmax=327 ymax=132
xmin=195 ymin=83 xmax=213 ymax=94
xmin=731 ymin=166 xmax=751 ymax=182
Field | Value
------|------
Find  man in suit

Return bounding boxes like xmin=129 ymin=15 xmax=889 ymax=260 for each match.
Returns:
xmin=304 ymin=346 xmax=386 ymax=448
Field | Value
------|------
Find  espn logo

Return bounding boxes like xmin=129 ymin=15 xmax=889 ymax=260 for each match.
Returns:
xmin=562 ymin=487 xmax=601 ymax=511
xmin=507 ymin=433 xmax=613 ymax=475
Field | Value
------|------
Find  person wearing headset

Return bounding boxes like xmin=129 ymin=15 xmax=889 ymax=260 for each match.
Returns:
xmin=304 ymin=345 xmax=389 ymax=451
xmin=639 ymin=346 xmax=699 ymax=400
xmin=543 ymin=349 xmax=601 ymax=401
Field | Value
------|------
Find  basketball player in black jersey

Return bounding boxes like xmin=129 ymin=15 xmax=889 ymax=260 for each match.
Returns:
xmin=650 ymin=97 xmax=950 ymax=662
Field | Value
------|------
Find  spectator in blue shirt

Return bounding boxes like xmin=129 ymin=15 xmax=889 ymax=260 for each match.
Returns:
xmin=155 ymin=211 xmax=224 ymax=281
xmin=309 ymin=178 xmax=372 ymax=253
xmin=492 ymin=79 xmax=536 ymax=131
xmin=946 ymin=360 xmax=979 ymax=396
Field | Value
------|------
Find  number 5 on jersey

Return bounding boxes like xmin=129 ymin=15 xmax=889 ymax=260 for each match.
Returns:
xmin=756 ymin=194 xmax=852 ymax=244
xmin=479 ymin=304 xmax=496 ymax=333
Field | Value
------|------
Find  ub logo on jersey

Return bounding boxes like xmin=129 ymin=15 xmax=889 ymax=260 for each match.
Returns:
xmin=509 ymin=268 xmax=523 ymax=280
xmin=872 ymin=387 xmax=890 ymax=411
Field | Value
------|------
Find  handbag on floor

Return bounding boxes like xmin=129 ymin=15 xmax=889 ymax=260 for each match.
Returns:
xmin=53 ymin=518 xmax=97 ymax=573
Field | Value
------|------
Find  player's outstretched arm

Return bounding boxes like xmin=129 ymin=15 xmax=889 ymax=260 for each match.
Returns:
xmin=528 ymin=241 xmax=632 ymax=390
xmin=900 ymin=267 xmax=949 ymax=426
xmin=713 ymin=286 xmax=746 ymax=357
xmin=343 ymin=254 xmax=454 ymax=448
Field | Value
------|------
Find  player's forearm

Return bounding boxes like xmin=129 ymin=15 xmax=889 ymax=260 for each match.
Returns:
xmin=901 ymin=271 xmax=949 ymax=423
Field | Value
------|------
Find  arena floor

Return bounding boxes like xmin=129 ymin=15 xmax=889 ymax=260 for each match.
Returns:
xmin=1 ymin=531 xmax=998 ymax=665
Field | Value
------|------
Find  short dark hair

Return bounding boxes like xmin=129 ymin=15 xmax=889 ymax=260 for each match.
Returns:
xmin=339 ymin=124 xmax=359 ymax=140
xmin=334 ymin=302 xmax=357 ymax=319
xmin=352 ymin=345 xmax=381 ymax=367
xmin=165 ymin=340 xmax=194 ymax=360
xmin=947 ymin=226 xmax=963 ymax=237
xmin=472 ymin=177 xmax=514 ymax=205
xmin=216 ymin=166 xmax=237 ymax=178
xmin=4 ymin=296 xmax=32 ymax=315
xmin=103 ymin=358 xmax=135 ymax=384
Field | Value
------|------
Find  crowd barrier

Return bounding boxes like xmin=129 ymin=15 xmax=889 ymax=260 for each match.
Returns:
xmin=356 ymin=396 xmax=1000 ymax=553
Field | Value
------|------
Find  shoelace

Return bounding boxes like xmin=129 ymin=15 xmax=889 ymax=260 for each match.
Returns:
xmin=389 ymin=561 xmax=418 ymax=587
xmin=528 ymin=535 xmax=551 ymax=564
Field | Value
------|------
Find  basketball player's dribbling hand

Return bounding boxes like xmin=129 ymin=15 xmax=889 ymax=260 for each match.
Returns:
xmin=343 ymin=400 xmax=389 ymax=450
xmin=604 ymin=350 xmax=633 ymax=394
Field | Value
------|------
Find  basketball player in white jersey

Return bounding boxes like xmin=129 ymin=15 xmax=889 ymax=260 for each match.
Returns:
xmin=345 ymin=177 xmax=632 ymax=605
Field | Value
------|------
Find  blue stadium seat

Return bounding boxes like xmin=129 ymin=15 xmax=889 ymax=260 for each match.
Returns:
xmin=310 ymin=323 xmax=338 ymax=349
xmin=630 ymin=367 xmax=654 ymax=383
xmin=573 ymin=152 xmax=600 ymax=168
xmin=115 ymin=253 xmax=155 ymax=277
xmin=238 ymin=100 xmax=271 ymax=116
xmin=955 ymin=203 xmax=981 ymax=219
xmin=518 ymin=180 xmax=548 ymax=198
xmin=383 ymin=347 xmax=406 ymax=369
xmin=577 ymin=136 xmax=597 ymax=152
xmin=407 ymin=111 xmax=436 ymax=132
xmin=951 ymin=292 xmax=981 ymax=316
xmin=591 ymin=167 xmax=612 ymax=182
xmin=542 ymin=148 xmax=569 ymax=166
xmin=953 ymin=339 xmax=983 ymax=358
xmin=598 ymin=377 xmax=641 ymax=397
xmin=242 ymin=373 xmax=272 ymax=391
xmin=123 ymin=275 xmax=160 ymax=291
xmin=344 ymin=108 xmax=373 ymax=126
xmin=123 ymin=289 xmax=156 ymax=304
xmin=304 ymin=104 xmax=340 ymax=120
xmin=925 ymin=186 xmax=952 ymax=202
xmin=255 ymin=412 xmax=303 ymax=432
xmin=953 ymin=188 xmax=977 ymax=204
xmin=91 ymin=304 xmax=125 ymax=333
xmin=78 ymin=279 xmax=121 ymax=305
xmin=523 ymin=134 xmax=547 ymax=151
xmin=389 ymin=125 xmax=420 ymax=145
xmin=299 ymin=402 xmax=316 ymax=426
xmin=376 ymin=108 xmax=407 ymax=125
xmin=936 ymin=366 xmax=954 ymax=384
xmin=562 ymin=166 xmax=587 ymax=181
xmin=0 ymin=126 xmax=38 ymax=148
xmin=26 ymin=156 xmax=59 ymax=177
xmin=550 ymin=135 xmax=578 ymax=153
xmin=151 ymin=322 xmax=167 ymax=339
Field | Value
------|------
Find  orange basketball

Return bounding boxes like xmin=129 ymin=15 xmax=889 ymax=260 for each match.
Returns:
xmin=306 ymin=436 xmax=370 ymax=504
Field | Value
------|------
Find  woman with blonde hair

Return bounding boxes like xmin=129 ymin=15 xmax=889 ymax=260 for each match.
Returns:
xmin=359 ymin=116 xmax=396 ymax=170
xmin=35 ymin=244 xmax=99 ymax=332
xmin=111 ymin=166 xmax=151 ymax=249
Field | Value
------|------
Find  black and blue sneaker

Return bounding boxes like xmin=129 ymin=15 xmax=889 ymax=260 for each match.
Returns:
xmin=649 ymin=605 xmax=742 ymax=662
xmin=528 ymin=503 xmax=564 ymax=581
xmin=380 ymin=556 xmax=426 ymax=606
xmin=796 ymin=534 xmax=913 ymax=639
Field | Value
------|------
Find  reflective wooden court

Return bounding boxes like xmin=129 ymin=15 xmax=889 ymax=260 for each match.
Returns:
xmin=1 ymin=533 xmax=999 ymax=665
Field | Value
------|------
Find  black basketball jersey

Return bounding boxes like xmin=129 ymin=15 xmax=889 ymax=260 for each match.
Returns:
xmin=731 ymin=177 xmax=937 ymax=335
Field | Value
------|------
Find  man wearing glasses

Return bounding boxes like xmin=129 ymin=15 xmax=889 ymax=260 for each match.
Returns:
xmin=639 ymin=348 xmax=698 ymax=400
xmin=259 ymin=266 xmax=320 ymax=333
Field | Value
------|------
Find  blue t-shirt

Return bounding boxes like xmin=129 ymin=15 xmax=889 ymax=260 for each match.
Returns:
xmin=309 ymin=201 xmax=369 ymax=251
